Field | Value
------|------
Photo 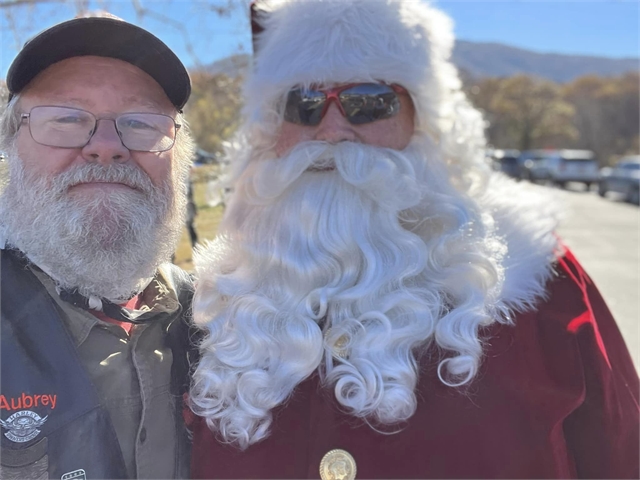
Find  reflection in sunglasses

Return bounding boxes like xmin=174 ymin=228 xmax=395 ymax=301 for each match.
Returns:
xmin=284 ymin=83 xmax=405 ymax=126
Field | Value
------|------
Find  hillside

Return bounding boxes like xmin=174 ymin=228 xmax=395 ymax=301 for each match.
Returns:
xmin=453 ymin=40 xmax=638 ymax=83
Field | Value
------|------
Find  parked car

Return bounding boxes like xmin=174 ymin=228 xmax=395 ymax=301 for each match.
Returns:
xmin=519 ymin=150 xmax=554 ymax=183
xmin=598 ymin=155 xmax=640 ymax=205
xmin=545 ymin=150 xmax=600 ymax=189
xmin=489 ymin=149 xmax=521 ymax=179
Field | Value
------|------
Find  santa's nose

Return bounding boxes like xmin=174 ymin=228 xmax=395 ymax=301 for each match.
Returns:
xmin=314 ymin=103 xmax=356 ymax=144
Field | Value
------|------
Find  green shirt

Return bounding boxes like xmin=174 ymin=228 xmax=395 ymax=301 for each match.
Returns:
xmin=31 ymin=266 xmax=183 ymax=479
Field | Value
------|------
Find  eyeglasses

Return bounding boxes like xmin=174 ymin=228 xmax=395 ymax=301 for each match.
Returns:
xmin=283 ymin=83 xmax=408 ymax=127
xmin=20 ymin=106 xmax=181 ymax=153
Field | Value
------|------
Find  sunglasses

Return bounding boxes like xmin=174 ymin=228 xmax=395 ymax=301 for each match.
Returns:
xmin=283 ymin=83 xmax=409 ymax=127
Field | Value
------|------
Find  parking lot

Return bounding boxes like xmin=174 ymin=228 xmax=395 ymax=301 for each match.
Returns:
xmin=553 ymin=183 xmax=639 ymax=368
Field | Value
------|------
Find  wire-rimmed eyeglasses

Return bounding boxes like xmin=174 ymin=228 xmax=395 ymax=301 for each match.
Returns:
xmin=20 ymin=105 xmax=181 ymax=153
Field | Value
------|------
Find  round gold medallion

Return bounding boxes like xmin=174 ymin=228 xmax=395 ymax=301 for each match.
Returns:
xmin=324 ymin=329 xmax=350 ymax=359
xmin=319 ymin=449 xmax=357 ymax=480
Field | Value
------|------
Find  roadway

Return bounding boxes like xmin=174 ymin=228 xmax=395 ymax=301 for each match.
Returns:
xmin=551 ymin=184 xmax=639 ymax=368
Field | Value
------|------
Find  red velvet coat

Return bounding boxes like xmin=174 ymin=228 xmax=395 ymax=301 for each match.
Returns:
xmin=190 ymin=253 xmax=639 ymax=479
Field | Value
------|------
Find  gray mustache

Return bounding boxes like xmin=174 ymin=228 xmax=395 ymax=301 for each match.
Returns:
xmin=51 ymin=163 xmax=155 ymax=195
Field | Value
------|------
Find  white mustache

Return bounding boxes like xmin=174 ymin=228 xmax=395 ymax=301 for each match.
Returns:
xmin=240 ymin=141 xmax=422 ymax=211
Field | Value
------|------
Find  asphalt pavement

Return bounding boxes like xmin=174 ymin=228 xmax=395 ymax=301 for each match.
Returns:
xmin=551 ymin=184 xmax=639 ymax=368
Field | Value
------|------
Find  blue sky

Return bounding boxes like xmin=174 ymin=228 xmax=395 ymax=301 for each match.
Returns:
xmin=437 ymin=1 xmax=639 ymax=58
xmin=1 ymin=0 xmax=638 ymax=79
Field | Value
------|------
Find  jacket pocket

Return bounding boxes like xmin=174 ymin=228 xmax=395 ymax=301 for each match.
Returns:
xmin=0 ymin=437 xmax=48 ymax=479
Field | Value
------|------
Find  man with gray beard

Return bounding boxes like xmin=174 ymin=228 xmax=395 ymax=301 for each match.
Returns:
xmin=0 ymin=16 xmax=196 ymax=479
xmin=189 ymin=0 xmax=639 ymax=478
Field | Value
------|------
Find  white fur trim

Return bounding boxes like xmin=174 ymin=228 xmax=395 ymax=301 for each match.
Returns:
xmin=247 ymin=0 xmax=486 ymax=167
xmin=481 ymin=174 xmax=562 ymax=315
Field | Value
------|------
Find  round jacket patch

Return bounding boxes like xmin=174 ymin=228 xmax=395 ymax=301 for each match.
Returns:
xmin=0 ymin=410 xmax=48 ymax=443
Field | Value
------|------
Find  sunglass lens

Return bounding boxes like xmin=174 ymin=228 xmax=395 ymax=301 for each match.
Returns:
xmin=284 ymin=88 xmax=326 ymax=126
xmin=340 ymin=83 xmax=400 ymax=125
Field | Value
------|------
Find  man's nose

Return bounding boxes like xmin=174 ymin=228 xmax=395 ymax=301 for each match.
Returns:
xmin=314 ymin=103 xmax=356 ymax=144
xmin=81 ymin=119 xmax=131 ymax=164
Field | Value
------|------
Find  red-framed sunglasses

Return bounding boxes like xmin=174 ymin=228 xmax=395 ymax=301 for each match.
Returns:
xmin=284 ymin=83 xmax=409 ymax=127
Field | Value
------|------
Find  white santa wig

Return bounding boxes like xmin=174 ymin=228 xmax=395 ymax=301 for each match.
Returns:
xmin=240 ymin=0 xmax=487 ymax=193
xmin=190 ymin=0 xmax=560 ymax=449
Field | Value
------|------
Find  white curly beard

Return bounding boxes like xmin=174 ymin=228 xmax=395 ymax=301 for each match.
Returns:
xmin=191 ymin=135 xmax=508 ymax=449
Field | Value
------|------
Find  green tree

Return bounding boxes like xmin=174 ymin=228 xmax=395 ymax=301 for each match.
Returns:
xmin=564 ymin=72 xmax=639 ymax=165
xmin=464 ymin=78 xmax=502 ymax=147
xmin=488 ymin=75 xmax=577 ymax=150
xmin=184 ymin=70 xmax=244 ymax=154
xmin=0 ymin=79 xmax=7 ymax=103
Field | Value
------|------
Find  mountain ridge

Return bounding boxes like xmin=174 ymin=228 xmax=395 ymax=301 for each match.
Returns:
xmin=203 ymin=41 xmax=639 ymax=84
xmin=453 ymin=40 xmax=638 ymax=82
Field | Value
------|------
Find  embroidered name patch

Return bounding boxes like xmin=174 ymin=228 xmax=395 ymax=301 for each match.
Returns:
xmin=0 ymin=393 xmax=57 ymax=411
xmin=0 ymin=410 xmax=49 ymax=443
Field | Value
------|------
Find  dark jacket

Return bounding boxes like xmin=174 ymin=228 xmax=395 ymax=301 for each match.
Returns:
xmin=0 ymin=248 xmax=194 ymax=479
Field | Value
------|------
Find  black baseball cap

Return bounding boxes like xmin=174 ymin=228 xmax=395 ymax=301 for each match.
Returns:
xmin=7 ymin=16 xmax=191 ymax=110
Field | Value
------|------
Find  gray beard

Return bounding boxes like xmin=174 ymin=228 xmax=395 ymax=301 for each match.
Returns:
xmin=0 ymin=156 xmax=186 ymax=301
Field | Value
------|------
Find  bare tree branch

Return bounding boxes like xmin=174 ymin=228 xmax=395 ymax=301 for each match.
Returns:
xmin=0 ymin=0 xmax=61 ymax=8
xmin=130 ymin=0 xmax=202 ymax=69
xmin=1 ymin=0 xmax=247 ymax=68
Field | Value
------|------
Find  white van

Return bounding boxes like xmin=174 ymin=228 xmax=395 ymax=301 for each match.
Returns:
xmin=546 ymin=150 xmax=599 ymax=189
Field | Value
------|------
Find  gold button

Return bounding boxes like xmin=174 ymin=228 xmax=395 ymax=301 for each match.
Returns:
xmin=324 ymin=329 xmax=350 ymax=359
xmin=320 ymin=449 xmax=357 ymax=480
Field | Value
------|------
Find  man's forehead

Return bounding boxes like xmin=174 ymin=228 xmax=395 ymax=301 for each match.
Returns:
xmin=20 ymin=56 xmax=175 ymax=113
xmin=22 ymin=93 xmax=170 ymax=112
